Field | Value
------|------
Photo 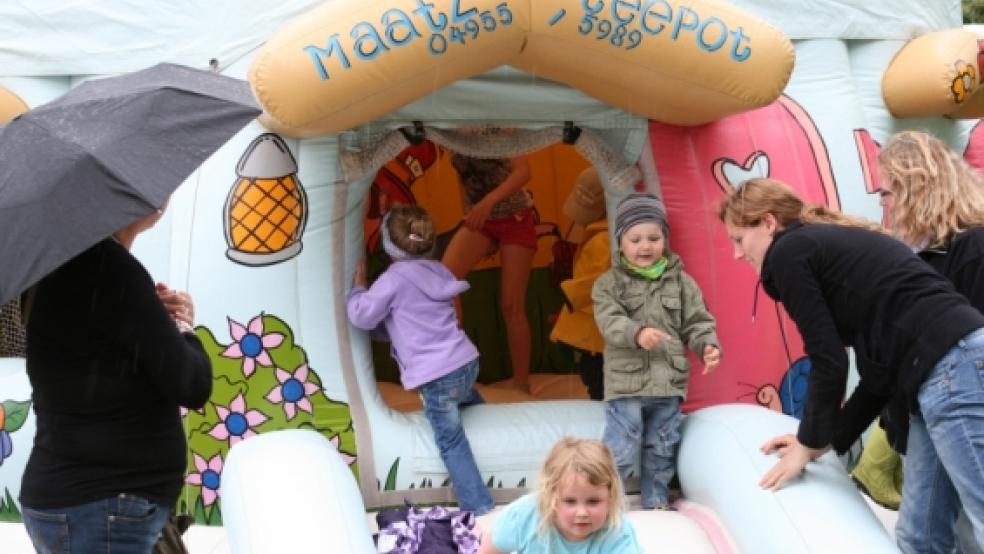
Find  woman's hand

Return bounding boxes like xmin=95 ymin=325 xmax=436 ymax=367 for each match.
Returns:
xmin=464 ymin=197 xmax=494 ymax=231
xmin=352 ymin=259 xmax=367 ymax=288
xmin=702 ymin=345 xmax=721 ymax=374
xmin=758 ymin=434 xmax=827 ymax=491
xmin=157 ymin=283 xmax=195 ymax=333
xmin=636 ymin=327 xmax=671 ymax=350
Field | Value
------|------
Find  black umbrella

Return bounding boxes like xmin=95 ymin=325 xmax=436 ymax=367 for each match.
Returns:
xmin=0 ymin=62 xmax=261 ymax=306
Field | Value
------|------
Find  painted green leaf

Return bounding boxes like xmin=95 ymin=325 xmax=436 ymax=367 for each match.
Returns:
xmin=2 ymin=400 xmax=31 ymax=432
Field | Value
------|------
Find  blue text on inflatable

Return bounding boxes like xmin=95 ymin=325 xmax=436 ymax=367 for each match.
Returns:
xmin=560 ymin=0 xmax=750 ymax=61
xmin=303 ymin=0 xmax=514 ymax=81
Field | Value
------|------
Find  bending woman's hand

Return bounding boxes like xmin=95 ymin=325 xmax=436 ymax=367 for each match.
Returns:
xmin=758 ymin=434 xmax=827 ymax=491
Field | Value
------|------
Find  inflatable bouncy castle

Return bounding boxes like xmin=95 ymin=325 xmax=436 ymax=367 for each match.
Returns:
xmin=1 ymin=0 xmax=983 ymax=552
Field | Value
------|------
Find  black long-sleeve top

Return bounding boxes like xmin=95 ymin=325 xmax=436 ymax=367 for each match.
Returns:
xmin=878 ymin=226 xmax=984 ymax=451
xmin=920 ymin=227 xmax=984 ymax=308
xmin=21 ymin=239 xmax=212 ymax=509
xmin=759 ymin=222 xmax=984 ymax=453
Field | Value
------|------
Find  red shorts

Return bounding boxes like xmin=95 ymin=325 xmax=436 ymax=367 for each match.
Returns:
xmin=480 ymin=207 xmax=537 ymax=250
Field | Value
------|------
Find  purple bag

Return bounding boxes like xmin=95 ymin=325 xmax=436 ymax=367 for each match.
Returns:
xmin=376 ymin=501 xmax=479 ymax=554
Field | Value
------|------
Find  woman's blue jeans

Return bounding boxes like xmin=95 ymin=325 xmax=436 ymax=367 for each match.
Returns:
xmin=419 ymin=359 xmax=494 ymax=515
xmin=21 ymin=494 xmax=169 ymax=554
xmin=896 ymin=327 xmax=984 ymax=554
xmin=602 ymin=395 xmax=682 ymax=508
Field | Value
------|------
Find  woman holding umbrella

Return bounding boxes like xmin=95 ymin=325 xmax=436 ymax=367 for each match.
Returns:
xmin=717 ymin=178 xmax=984 ymax=553
xmin=19 ymin=204 xmax=213 ymax=552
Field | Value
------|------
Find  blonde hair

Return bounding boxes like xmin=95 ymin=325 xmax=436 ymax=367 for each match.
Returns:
xmin=385 ymin=204 xmax=436 ymax=257
xmin=536 ymin=438 xmax=624 ymax=539
xmin=717 ymin=178 xmax=881 ymax=232
xmin=878 ymin=130 xmax=984 ymax=248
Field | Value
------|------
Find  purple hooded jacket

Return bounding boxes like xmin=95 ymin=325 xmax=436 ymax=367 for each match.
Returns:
xmin=347 ymin=259 xmax=479 ymax=390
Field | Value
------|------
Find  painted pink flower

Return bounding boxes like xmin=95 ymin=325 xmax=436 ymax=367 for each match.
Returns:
xmin=208 ymin=393 xmax=269 ymax=446
xmin=179 ymin=406 xmax=206 ymax=418
xmin=331 ymin=434 xmax=356 ymax=466
xmin=265 ymin=363 xmax=320 ymax=420
xmin=220 ymin=314 xmax=284 ymax=377
xmin=185 ymin=453 xmax=223 ymax=507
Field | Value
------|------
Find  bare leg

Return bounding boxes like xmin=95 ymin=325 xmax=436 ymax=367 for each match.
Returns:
xmin=498 ymin=244 xmax=535 ymax=389
xmin=441 ymin=226 xmax=494 ymax=324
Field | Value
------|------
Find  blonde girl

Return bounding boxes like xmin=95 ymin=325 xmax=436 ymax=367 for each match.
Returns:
xmin=478 ymin=438 xmax=642 ymax=554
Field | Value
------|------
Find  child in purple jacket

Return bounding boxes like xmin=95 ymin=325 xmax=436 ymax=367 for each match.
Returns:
xmin=348 ymin=204 xmax=494 ymax=515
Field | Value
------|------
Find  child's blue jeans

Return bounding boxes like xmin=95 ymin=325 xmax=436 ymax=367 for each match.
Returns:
xmin=602 ymin=395 xmax=682 ymax=509
xmin=419 ymin=358 xmax=494 ymax=515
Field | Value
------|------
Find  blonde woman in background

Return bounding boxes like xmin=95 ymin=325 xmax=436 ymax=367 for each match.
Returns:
xmin=854 ymin=130 xmax=984 ymax=552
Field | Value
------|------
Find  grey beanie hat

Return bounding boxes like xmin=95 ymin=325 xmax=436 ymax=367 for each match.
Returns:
xmin=614 ymin=193 xmax=669 ymax=243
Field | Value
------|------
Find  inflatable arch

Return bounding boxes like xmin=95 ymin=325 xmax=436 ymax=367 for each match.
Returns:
xmin=3 ymin=1 xmax=984 ymax=552
xmin=0 ymin=86 xmax=27 ymax=124
xmin=249 ymin=0 xmax=795 ymax=135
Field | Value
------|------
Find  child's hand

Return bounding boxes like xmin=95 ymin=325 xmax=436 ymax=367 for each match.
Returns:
xmin=636 ymin=327 xmax=670 ymax=350
xmin=702 ymin=345 xmax=721 ymax=374
xmin=352 ymin=259 xmax=367 ymax=288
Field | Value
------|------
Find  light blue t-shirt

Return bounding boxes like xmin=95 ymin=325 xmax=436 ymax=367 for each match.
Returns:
xmin=491 ymin=494 xmax=643 ymax=554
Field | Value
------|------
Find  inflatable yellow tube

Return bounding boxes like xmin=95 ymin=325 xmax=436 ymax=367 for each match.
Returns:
xmin=249 ymin=0 xmax=529 ymax=137
xmin=883 ymin=28 xmax=984 ymax=119
xmin=0 ymin=85 xmax=28 ymax=125
xmin=510 ymin=0 xmax=794 ymax=126
xmin=250 ymin=0 xmax=795 ymax=136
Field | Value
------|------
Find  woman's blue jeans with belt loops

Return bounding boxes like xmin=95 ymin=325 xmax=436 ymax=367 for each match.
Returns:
xmin=896 ymin=327 xmax=984 ymax=554
xmin=22 ymin=493 xmax=169 ymax=554
xmin=419 ymin=358 xmax=494 ymax=515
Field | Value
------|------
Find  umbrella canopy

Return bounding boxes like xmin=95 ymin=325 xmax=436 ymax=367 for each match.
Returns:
xmin=0 ymin=62 xmax=260 ymax=306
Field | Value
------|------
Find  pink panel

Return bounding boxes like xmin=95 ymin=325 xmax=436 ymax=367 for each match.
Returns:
xmin=649 ymin=95 xmax=840 ymax=413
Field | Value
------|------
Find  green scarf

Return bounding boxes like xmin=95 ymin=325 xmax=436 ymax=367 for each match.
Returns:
xmin=621 ymin=255 xmax=668 ymax=280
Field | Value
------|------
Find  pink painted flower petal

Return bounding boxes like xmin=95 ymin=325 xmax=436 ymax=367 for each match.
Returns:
xmin=243 ymin=429 xmax=257 ymax=440
xmin=247 ymin=315 xmax=264 ymax=335
xmin=230 ymin=435 xmax=242 ymax=446
xmin=203 ymin=488 xmax=217 ymax=506
xmin=242 ymin=357 xmax=256 ymax=377
xmin=179 ymin=407 xmax=189 ymax=417
xmin=265 ymin=387 xmax=283 ymax=404
xmin=209 ymin=424 xmax=230 ymax=441
xmin=275 ymin=368 xmax=290 ymax=383
xmin=297 ymin=398 xmax=313 ymax=414
xmin=340 ymin=452 xmax=357 ymax=465
xmin=208 ymin=455 xmax=224 ymax=472
xmin=193 ymin=453 xmax=208 ymax=472
xmin=261 ymin=333 xmax=284 ymax=348
xmin=220 ymin=344 xmax=244 ymax=358
xmin=295 ymin=363 xmax=309 ymax=381
xmin=330 ymin=435 xmax=340 ymax=447
xmin=245 ymin=410 xmax=268 ymax=426
xmin=255 ymin=351 xmax=273 ymax=367
xmin=215 ymin=406 xmax=230 ymax=421
xmin=228 ymin=318 xmax=247 ymax=341
xmin=185 ymin=474 xmax=202 ymax=485
xmin=303 ymin=382 xmax=320 ymax=395
xmin=231 ymin=394 xmax=246 ymax=413
xmin=284 ymin=402 xmax=296 ymax=421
